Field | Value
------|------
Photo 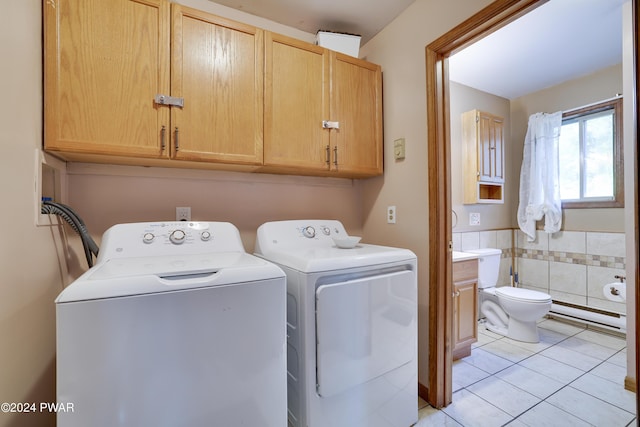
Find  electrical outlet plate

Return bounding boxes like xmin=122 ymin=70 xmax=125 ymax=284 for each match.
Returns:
xmin=387 ymin=205 xmax=397 ymax=224
xmin=469 ymin=212 xmax=481 ymax=226
xmin=176 ymin=207 xmax=191 ymax=221
xmin=36 ymin=149 xmax=68 ymax=226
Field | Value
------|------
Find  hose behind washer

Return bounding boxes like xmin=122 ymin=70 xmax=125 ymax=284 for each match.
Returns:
xmin=41 ymin=200 xmax=99 ymax=268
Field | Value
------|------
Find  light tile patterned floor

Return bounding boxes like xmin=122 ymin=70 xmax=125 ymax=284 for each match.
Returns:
xmin=417 ymin=318 xmax=637 ymax=427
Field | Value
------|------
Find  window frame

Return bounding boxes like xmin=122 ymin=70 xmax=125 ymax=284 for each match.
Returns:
xmin=560 ymin=97 xmax=624 ymax=209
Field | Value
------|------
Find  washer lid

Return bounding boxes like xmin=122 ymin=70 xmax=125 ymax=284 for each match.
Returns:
xmin=55 ymin=252 xmax=284 ymax=303
xmin=495 ymin=286 xmax=551 ymax=303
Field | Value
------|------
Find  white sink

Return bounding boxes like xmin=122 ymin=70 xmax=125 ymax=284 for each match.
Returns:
xmin=452 ymin=251 xmax=479 ymax=262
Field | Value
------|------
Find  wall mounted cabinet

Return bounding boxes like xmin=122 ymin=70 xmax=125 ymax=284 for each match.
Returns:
xmin=45 ymin=0 xmax=263 ymax=169
xmin=44 ymin=0 xmax=382 ymax=178
xmin=262 ymin=32 xmax=383 ymax=177
xmin=462 ymin=109 xmax=505 ymax=203
xmin=44 ymin=0 xmax=171 ymax=159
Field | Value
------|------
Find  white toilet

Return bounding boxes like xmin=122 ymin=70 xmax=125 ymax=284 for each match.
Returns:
xmin=468 ymin=248 xmax=552 ymax=343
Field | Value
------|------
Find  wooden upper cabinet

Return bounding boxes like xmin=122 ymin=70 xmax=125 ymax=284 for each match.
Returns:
xmin=263 ymin=32 xmax=330 ymax=172
xmin=44 ymin=0 xmax=383 ymax=176
xmin=263 ymin=33 xmax=383 ymax=177
xmin=331 ymin=53 xmax=383 ymax=177
xmin=44 ymin=0 xmax=171 ymax=158
xmin=171 ymin=5 xmax=264 ymax=165
xmin=462 ymin=109 xmax=505 ymax=204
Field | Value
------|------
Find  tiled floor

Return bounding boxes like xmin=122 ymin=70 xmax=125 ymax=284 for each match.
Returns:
xmin=417 ymin=318 xmax=637 ymax=427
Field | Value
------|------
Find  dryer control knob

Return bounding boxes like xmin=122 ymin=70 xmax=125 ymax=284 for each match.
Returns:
xmin=142 ymin=233 xmax=155 ymax=244
xmin=302 ymin=226 xmax=316 ymax=238
xmin=169 ymin=229 xmax=187 ymax=244
xmin=201 ymin=231 xmax=211 ymax=241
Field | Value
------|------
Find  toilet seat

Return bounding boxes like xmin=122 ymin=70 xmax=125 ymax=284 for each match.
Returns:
xmin=495 ymin=287 xmax=551 ymax=303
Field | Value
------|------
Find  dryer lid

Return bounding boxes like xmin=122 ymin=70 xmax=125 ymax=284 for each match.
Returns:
xmin=495 ymin=286 xmax=551 ymax=302
xmin=254 ymin=219 xmax=416 ymax=272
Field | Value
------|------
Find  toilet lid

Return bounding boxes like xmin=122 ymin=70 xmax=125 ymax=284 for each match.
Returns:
xmin=495 ymin=286 xmax=551 ymax=303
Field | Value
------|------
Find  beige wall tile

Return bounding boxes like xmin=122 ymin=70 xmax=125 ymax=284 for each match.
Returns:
xmin=549 ymin=231 xmax=586 ymax=254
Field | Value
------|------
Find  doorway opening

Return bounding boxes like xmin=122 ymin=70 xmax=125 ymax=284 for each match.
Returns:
xmin=424 ymin=0 xmax=638 ymax=411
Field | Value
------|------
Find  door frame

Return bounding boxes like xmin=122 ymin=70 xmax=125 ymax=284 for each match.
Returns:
xmin=425 ymin=0 xmax=639 ymax=409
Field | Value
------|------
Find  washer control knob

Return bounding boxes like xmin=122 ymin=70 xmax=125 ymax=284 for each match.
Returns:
xmin=142 ymin=232 xmax=155 ymax=244
xmin=201 ymin=231 xmax=211 ymax=241
xmin=302 ymin=226 xmax=316 ymax=238
xmin=169 ymin=229 xmax=187 ymax=244
xmin=321 ymin=226 xmax=331 ymax=236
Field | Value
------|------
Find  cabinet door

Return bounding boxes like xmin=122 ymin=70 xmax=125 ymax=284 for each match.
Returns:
xmin=477 ymin=111 xmax=504 ymax=183
xmin=331 ymin=53 xmax=383 ymax=177
xmin=453 ymin=279 xmax=478 ymax=359
xmin=171 ymin=6 xmax=263 ymax=165
xmin=263 ymin=32 xmax=330 ymax=172
xmin=44 ymin=0 xmax=170 ymax=158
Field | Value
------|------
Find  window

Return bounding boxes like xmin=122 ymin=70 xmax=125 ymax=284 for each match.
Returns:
xmin=558 ymin=98 xmax=624 ymax=208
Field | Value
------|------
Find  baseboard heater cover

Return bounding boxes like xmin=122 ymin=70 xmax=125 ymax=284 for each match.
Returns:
xmin=549 ymin=301 xmax=626 ymax=333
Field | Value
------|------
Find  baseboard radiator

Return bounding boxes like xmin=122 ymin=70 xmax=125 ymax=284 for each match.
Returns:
xmin=549 ymin=301 xmax=626 ymax=333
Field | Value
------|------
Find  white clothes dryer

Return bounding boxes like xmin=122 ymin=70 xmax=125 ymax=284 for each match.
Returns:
xmin=254 ymin=220 xmax=418 ymax=427
xmin=56 ymin=221 xmax=287 ymax=427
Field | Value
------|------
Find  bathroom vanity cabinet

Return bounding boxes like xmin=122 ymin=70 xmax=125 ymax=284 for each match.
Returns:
xmin=452 ymin=258 xmax=478 ymax=360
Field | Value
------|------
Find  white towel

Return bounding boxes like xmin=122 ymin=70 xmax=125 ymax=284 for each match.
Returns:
xmin=517 ymin=112 xmax=563 ymax=242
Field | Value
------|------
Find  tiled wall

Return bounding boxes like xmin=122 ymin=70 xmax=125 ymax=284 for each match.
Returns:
xmin=452 ymin=229 xmax=627 ymax=315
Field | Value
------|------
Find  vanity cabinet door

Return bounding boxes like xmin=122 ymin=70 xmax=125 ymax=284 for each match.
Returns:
xmin=452 ymin=259 xmax=478 ymax=360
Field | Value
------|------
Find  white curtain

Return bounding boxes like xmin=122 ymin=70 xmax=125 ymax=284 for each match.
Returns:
xmin=517 ymin=112 xmax=563 ymax=242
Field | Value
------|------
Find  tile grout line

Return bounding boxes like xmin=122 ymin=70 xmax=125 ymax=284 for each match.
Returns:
xmin=459 ymin=321 xmax=631 ymax=426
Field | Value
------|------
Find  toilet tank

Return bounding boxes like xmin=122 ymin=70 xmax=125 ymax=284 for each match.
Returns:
xmin=465 ymin=248 xmax=502 ymax=289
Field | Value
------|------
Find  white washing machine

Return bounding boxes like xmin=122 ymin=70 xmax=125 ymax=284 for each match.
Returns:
xmin=56 ymin=221 xmax=287 ymax=427
xmin=254 ymin=220 xmax=418 ymax=427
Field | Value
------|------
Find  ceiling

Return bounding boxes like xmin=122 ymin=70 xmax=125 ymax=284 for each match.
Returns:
xmin=210 ymin=0 xmax=626 ymax=100
xmin=449 ymin=0 xmax=626 ymax=99
xmin=208 ymin=0 xmax=415 ymax=44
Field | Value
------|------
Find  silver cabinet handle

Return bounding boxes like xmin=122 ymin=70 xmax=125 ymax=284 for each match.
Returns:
xmin=174 ymin=127 xmax=179 ymax=151
xmin=333 ymin=146 xmax=338 ymax=166
xmin=160 ymin=126 xmax=166 ymax=151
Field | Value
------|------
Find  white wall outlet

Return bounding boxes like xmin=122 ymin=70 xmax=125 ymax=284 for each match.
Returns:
xmin=176 ymin=207 xmax=191 ymax=221
xmin=469 ymin=212 xmax=480 ymax=226
xmin=387 ymin=205 xmax=397 ymax=224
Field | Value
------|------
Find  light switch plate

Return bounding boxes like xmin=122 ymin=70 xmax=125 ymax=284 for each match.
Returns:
xmin=394 ymin=138 xmax=406 ymax=160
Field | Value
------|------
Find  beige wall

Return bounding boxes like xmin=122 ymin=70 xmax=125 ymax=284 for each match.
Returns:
xmin=1 ymin=1 xmax=59 ymax=426
xmin=358 ymin=0 xmax=493 ymax=390
xmin=449 ymin=82 xmax=514 ymax=232
xmin=510 ymin=64 xmax=624 ymax=232
xmin=66 ymin=164 xmax=363 ymax=261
